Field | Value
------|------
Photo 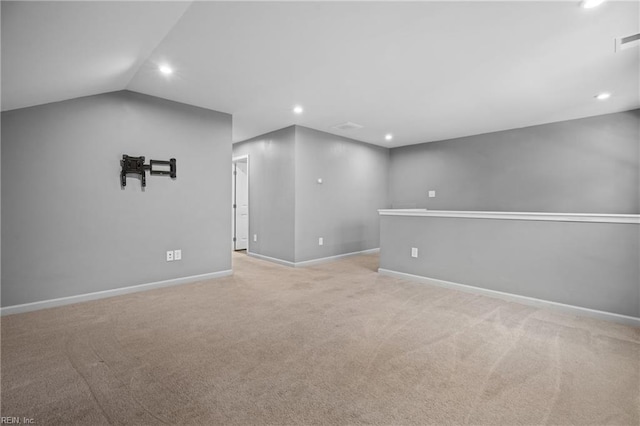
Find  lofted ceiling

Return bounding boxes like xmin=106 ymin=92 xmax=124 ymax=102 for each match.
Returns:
xmin=2 ymin=1 xmax=638 ymax=148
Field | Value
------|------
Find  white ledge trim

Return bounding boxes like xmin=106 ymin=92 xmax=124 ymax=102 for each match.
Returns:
xmin=378 ymin=209 xmax=640 ymax=224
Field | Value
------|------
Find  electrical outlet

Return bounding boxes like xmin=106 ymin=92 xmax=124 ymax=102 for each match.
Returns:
xmin=174 ymin=249 xmax=182 ymax=261
xmin=166 ymin=250 xmax=174 ymax=262
xmin=319 ymin=237 xmax=324 ymax=246
xmin=411 ymin=247 xmax=418 ymax=258
xmin=428 ymin=190 xmax=436 ymax=198
xmin=253 ymin=234 xmax=257 ymax=242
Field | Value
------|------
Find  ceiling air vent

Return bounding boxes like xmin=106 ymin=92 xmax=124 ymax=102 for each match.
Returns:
xmin=331 ymin=121 xmax=364 ymax=131
xmin=615 ymin=33 xmax=640 ymax=52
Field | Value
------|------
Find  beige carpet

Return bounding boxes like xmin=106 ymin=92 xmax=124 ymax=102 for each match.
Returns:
xmin=1 ymin=252 xmax=639 ymax=425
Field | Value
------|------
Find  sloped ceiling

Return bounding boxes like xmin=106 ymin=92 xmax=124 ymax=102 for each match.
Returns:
xmin=2 ymin=1 xmax=638 ymax=147
xmin=1 ymin=1 xmax=191 ymax=112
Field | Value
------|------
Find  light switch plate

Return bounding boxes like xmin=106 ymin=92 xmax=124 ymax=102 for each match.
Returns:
xmin=428 ymin=190 xmax=436 ymax=198
xmin=174 ymin=249 xmax=182 ymax=261
xmin=411 ymin=247 xmax=418 ymax=258
xmin=319 ymin=237 xmax=324 ymax=246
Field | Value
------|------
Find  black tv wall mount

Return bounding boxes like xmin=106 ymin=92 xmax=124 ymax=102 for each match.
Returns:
xmin=120 ymin=155 xmax=176 ymax=187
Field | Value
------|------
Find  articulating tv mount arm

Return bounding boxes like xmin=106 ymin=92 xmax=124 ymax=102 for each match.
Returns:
xmin=120 ymin=155 xmax=176 ymax=187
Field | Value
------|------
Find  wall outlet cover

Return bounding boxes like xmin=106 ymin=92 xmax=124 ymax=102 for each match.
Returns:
xmin=428 ymin=190 xmax=436 ymax=198
xmin=166 ymin=250 xmax=174 ymax=261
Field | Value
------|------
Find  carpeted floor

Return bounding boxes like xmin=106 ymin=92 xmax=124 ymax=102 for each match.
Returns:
xmin=1 ymin=252 xmax=639 ymax=425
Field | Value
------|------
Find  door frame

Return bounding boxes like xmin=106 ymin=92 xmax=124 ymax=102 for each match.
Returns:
xmin=232 ymin=155 xmax=250 ymax=253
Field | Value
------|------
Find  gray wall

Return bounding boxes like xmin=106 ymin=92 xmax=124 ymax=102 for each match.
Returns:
xmin=389 ymin=110 xmax=640 ymax=214
xmin=1 ymin=91 xmax=232 ymax=307
xmin=232 ymin=127 xmax=296 ymax=262
xmin=294 ymin=126 xmax=389 ymax=262
xmin=379 ymin=215 xmax=640 ymax=318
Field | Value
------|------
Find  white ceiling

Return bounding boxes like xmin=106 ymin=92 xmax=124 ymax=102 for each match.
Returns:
xmin=2 ymin=1 xmax=638 ymax=148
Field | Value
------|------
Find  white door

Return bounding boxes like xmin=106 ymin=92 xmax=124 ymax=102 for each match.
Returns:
xmin=231 ymin=163 xmax=236 ymax=250
xmin=233 ymin=160 xmax=249 ymax=250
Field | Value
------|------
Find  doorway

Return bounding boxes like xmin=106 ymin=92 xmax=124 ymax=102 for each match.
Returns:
xmin=232 ymin=156 xmax=249 ymax=251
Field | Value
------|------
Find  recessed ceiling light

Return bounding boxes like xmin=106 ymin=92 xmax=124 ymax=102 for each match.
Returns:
xmin=595 ymin=92 xmax=611 ymax=100
xmin=385 ymin=133 xmax=393 ymax=141
xmin=159 ymin=64 xmax=173 ymax=75
xmin=581 ymin=0 xmax=605 ymax=9
xmin=293 ymin=105 xmax=304 ymax=114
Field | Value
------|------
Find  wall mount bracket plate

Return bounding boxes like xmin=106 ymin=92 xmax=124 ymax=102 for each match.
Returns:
xmin=121 ymin=155 xmax=176 ymax=187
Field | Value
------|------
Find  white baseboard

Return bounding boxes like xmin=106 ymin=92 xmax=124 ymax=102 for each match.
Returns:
xmin=294 ymin=248 xmax=380 ymax=267
xmin=378 ymin=268 xmax=640 ymax=327
xmin=247 ymin=252 xmax=296 ymax=267
xmin=0 ymin=270 xmax=233 ymax=316
xmin=248 ymin=248 xmax=380 ymax=268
